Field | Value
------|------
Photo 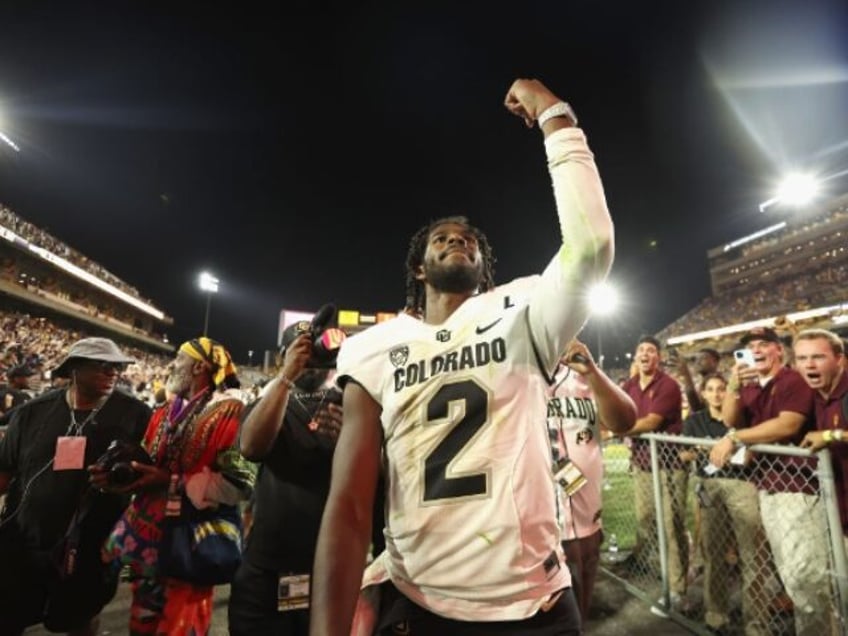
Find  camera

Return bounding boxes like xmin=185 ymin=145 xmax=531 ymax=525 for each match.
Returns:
xmin=94 ymin=440 xmax=153 ymax=487
xmin=280 ymin=303 xmax=347 ymax=369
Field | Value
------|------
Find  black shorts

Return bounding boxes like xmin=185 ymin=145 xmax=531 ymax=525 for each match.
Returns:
xmin=375 ymin=581 xmax=582 ymax=636
xmin=0 ymin=540 xmax=118 ymax=634
xmin=228 ymin=559 xmax=310 ymax=636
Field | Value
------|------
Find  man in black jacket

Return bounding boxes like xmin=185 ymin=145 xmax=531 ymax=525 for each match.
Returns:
xmin=0 ymin=337 xmax=151 ymax=636
xmin=228 ymin=319 xmax=351 ymax=636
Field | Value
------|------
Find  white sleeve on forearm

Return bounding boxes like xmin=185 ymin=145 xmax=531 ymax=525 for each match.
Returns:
xmin=528 ymin=127 xmax=615 ymax=374
xmin=185 ymin=467 xmax=244 ymax=509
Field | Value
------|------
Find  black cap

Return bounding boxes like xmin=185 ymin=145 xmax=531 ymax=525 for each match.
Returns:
xmin=280 ymin=320 xmax=313 ymax=351
xmin=739 ymin=327 xmax=781 ymax=347
xmin=7 ymin=364 xmax=36 ymax=379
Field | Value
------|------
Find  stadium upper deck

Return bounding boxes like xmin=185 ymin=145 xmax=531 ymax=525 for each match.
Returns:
xmin=657 ymin=192 xmax=848 ymax=351
xmin=0 ymin=203 xmax=173 ymax=353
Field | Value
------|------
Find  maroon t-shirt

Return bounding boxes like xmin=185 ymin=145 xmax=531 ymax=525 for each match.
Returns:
xmin=623 ymin=369 xmax=682 ymax=471
xmin=739 ymin=366 xmax=816 ymax=493
xmin=814 ymin=371 xmax=848 ymax=534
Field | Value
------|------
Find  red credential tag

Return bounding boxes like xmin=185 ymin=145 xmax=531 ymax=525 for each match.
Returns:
xmin=54 ymin=436 xmax=87 ymax=470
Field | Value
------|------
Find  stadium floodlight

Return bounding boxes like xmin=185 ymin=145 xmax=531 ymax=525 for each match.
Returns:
xmin=759 ymin=173 xmax=819 ymax=212
xmin=199 ymin=271 xmax=219 ymax=293
xmin=587 ymin=281 xmax=621 ymax=370
xmin=198 ymin=271 xmax=219 ymax=336
xmin=587 ymin=281 xmax=620 ymax=317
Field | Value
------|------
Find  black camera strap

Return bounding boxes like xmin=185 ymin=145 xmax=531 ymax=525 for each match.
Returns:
xmin=55 ymin=485 xmax=97 ymax=579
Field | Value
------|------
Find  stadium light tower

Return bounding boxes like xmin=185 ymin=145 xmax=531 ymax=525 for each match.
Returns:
xmin=587 ymin=281 xmax=620 ymax=370
xmin=759 ymin=173 xmax=819 ymax=212
xmin=198 ymin=271 xmax=219 ymax=336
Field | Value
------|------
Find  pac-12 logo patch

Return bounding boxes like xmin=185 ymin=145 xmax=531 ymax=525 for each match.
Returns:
xmin=576 ymin=428 xmax=594 ymax=444
xmin=436 ymin=329 xmax=451 ymax=342
xmin=389 ymin=346 xmax=409 ymax=368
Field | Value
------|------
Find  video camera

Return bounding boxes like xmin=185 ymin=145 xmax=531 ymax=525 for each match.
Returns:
xmin=280 ymin=303 xmax=347 ymax=369
xmin=94 ymin=440 xmax=154 ymax=487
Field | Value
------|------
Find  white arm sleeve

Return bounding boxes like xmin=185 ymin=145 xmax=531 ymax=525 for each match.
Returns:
xmin=528 ymin=127 xmax=614 ymax=373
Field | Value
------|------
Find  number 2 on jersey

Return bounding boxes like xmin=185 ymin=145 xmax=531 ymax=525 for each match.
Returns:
xmin=423 ymin=380 xmax=489 ymax=502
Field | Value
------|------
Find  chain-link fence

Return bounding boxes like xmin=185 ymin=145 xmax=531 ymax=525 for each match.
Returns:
xmin=600 ymin=433 xmax=848 ymax=636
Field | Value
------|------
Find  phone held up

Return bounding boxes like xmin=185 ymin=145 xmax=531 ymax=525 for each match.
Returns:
xmin=734 ymin=348 xmax=756 ymax=367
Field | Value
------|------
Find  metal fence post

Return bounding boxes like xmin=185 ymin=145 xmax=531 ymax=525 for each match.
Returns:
xmin=816 ymin=447 xmax=848 ymax=626
xmin=649 ymin=435 xmax=670 ymax=607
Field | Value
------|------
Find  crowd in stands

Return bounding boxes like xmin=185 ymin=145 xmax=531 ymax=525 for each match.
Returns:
xmin=0 ymin=204 xmax=157 ymax=306
xmin=0 ymin=310 xmax=266 ymax=409
xmin=659 ymin=263 xmax=847 ymax=343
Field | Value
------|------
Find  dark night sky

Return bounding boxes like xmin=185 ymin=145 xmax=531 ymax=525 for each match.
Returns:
xmin=0 ymin=1 xmax=846 ymax=365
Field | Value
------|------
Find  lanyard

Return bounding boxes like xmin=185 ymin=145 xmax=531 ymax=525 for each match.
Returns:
xmin=65 ymin=390 xmax=107 ymax=436
xmin=157 ymin=390 xmax=210 ymax=473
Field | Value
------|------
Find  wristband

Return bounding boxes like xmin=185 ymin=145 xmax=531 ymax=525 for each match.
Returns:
xmin=824 ymin=430 xmax=834 ymax=444
xmin=280 ymin=376 xmax=296 ymax=391
xmin=537 ymin=101 xmax=578 ymax=128
xmin=836 ymin=429 xmax=845 ymax=442
xmin=725 ymin=428 xmax=742 ymax=446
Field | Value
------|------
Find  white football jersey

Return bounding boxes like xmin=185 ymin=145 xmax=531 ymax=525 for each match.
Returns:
xmin=337 ymin=263 xmax=579 ymax=621
xmin=546 ymin=368 xmax=604 ymax=541
xmin=337 ymin=125 xmax=611 ymax=621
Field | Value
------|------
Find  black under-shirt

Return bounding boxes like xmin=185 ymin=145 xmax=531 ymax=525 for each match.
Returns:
xmin=242 ymin=388 xmax=340 ymax=573
xmin=682 ymin=408 xmax=751 ymax=479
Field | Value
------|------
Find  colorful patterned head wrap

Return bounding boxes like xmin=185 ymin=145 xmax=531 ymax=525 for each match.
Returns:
xmin=179 ymin=337 xmax=240 ymax=389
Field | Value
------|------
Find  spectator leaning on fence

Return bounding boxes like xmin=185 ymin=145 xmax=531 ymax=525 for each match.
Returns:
xmin=620 ymin=335 xmax=689 ymax=613
xmin=681 ymin=373 xmax=771 ymax=635
xmin=710 ymin=326 xmax=831 ymax=636
xmin=796 ymin=329 xmax=848 ymax=538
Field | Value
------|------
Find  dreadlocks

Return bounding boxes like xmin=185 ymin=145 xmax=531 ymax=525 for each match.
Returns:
xmin=404 ymin=215 xmax=496 ymax=316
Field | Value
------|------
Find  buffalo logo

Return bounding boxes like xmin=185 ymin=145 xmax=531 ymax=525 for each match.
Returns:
xmin=389 ymin=346 xmax=409 ymax=368
xmin=294 ymin=320 xmax=311 ymax=335
xmin=576 ymin=428 xmax=594 ymax=444
xmin=436 ymin=329 xmax=451 ymax=342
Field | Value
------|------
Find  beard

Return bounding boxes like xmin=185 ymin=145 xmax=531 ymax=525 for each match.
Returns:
xmin=296 ymin=369 xmax=330 ymax=393
xmin=424 ymin=258 xmax=482 ymax=294
xmin=166 ymin=368 xmax=192 ymax=397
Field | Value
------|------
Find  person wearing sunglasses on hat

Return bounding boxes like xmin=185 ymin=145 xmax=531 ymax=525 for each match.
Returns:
xmin=0 ymin=337 xmax=151 ymax=636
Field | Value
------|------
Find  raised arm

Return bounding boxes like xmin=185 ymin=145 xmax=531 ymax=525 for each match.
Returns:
xmin=721 ymin=362 xmax=755 ymax=429
xmin=239 ymin=333 xmax=311 ymax=460
xmin=505 ymin=78 xmax=615 ymax=370
xmin=310 ymin=381 xmax=383 ymax=635
xmin=563 ymin=339 xmax=636 ymax=434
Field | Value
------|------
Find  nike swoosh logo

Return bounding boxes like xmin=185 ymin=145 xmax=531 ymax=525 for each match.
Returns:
xmin=475 ymin=318 xmax=502 ymax=335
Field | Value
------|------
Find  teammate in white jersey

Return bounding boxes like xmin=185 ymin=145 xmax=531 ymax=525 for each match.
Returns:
xmin=546 ymin=339 xmax=635 ymax=620
xmin=310 ymin=78 xmax=615 ymax=635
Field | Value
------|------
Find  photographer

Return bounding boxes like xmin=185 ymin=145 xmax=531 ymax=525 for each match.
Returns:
xmin=0 ymin=337 xmax=150 ymax=636
xmin=228 ymin=313 xmax=348 ymax=635
xmin=228 ymin=308 xmax=379 ymax=635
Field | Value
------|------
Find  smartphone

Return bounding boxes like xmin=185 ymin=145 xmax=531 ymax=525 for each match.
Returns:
xmin=734 ymin=348 xmax=756 ymax=366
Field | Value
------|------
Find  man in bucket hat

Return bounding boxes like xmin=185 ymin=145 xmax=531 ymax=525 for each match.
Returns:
xmin=0 ymin=336 xmax=151 ymax=635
